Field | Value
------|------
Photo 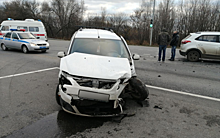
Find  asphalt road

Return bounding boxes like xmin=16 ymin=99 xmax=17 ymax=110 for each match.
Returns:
xmin=129 ymin=46 xmax=220 ymax=98
xmin=0 ymin=39 xmax=219 ymax=138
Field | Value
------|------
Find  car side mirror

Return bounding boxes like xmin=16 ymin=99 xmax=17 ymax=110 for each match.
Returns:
xmin=132 ymin=53 xmax=140 ymax=60
xmin=57 ymin=51 xmax=66 ymax=58
xmin=36 ymin=37 xmax=40 ymax=39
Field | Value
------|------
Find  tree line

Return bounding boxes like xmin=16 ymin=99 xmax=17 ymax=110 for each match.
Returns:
xmin=0 ymin=0 xmax=219 ymax=45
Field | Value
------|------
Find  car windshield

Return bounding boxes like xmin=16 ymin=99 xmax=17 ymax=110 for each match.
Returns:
xmin=70 ymin=38 xmax=130 ymax=58
xmin=17 ymin=33 xmax=36 ymax=39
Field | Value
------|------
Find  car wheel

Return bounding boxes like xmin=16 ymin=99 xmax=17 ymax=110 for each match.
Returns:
xmin=56 ymin=84 xmax=61 ymax=105
xmin=1 ymin=44 xmax=8 ymax=51
xmin=129 ymin=77 xmax=149 ymax=101
xmin=187 ymin=50 xmax=200 ymax=62
xmin=22 ymin=45 xmax=29 ymax=53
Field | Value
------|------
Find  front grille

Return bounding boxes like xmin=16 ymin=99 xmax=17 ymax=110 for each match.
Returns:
xmin=76 ymin=79 xmax=116 ymax=89
xmin=69 ymin=75 xmax=116 ymax=89
xmin=37 ymin=44 xmax=47 ymax=46
xmin=77 ymin=79 xmax=116 ymax=89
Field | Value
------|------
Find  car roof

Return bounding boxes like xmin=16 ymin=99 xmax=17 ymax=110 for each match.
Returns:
xmin=192 ymin=32 xmax=220 ymax=35
xmin=1 ymin=20 xmax=44 ymax=26
xmin=75 ymin=29 xmax=121 ymax=40
xmin=6 ymin=31 xmax=30 ymax=34
xmin=11 ymin=31 xmax=29 ymax=33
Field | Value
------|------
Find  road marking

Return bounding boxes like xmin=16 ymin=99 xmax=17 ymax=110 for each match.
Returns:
xmin=146 ymin=84 xmax=220 ymax=102
xmin=0 ymin=67 xmax=59 ymax=80
xmin=1 ymin=67 xmax=219 ymax=102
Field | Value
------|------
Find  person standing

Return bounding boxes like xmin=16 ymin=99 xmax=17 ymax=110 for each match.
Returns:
xmin=157 ymin=28 xmax=170 ymax=62
xmin=169 ymin=31 xmax=179 ymax=61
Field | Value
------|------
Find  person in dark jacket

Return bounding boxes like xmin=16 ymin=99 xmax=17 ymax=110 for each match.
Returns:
xmin=157 ymin=28 xmax=170 ymax=62
xmin=169 ymin=31 xmax=179 ymax=61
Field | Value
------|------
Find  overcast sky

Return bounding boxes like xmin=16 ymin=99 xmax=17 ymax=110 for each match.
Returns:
xmin=0 ymin=0 xmax=144 ymax=15
xmin=83 ymin=0 xmax=142 ymax=15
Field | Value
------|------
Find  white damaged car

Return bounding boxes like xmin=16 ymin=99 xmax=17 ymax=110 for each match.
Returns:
xmin=56 ymin=28 xmax=149 ymax=117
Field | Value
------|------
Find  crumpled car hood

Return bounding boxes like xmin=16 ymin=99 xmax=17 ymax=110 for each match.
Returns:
xmin=60 ymin=53 xmax=131 ymax=80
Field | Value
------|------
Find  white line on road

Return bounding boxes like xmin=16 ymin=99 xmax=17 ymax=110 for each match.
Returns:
xmin=0 ymin=68 xmax=219 ymax=102
xmin=146 ymin=84 xmax=220 ymax=102
xmin=0 ymin=67 xmax=59 ymax=80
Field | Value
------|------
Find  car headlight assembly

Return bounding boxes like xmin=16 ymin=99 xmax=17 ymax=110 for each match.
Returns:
xmin=60 ymin=71 xmax=72 ymax=85
xmin=30 ymin=43 xmax=37 ymax=46
xmin=46 ymin=42 xmax=49 ymax=46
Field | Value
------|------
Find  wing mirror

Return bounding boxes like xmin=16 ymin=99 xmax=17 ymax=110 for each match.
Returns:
xmin=57 ymin=51 xmax=66 ymax=58
xmin=132 ymin=53 xmax=140 ymax=60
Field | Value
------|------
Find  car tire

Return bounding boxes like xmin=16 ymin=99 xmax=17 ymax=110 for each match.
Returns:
xmin=129 ymin=77 xmax=149 ymax=101
xmin=1 ymin=44 xmax=8 ymax=51
xmin=22 ymin=45 xmax=29 ymax=54
xmin=56 ymin=84 xmax=61 ymax=105
xmin=187 ymin=50 xmax=200 ymax=62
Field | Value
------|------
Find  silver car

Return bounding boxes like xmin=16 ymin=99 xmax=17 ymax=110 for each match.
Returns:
xmin=0 ymin=30 xmax=49 ymax=53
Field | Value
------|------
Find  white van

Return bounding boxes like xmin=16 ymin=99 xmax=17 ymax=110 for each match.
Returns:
xmin=0 ymin=19 xmax=48 ymax=41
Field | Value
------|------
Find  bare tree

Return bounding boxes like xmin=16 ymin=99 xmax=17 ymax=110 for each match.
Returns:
xmin=1 ymin=0 xmax=219 ymax=43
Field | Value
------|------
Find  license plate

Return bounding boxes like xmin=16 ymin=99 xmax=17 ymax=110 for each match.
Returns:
xmin=79 ymin=90 xmax=109 ymax=102
xmin=40 ymin=46 xmax=46 ymax=49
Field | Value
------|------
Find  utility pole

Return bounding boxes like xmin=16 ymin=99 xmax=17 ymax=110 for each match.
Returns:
xmin=150 ymin=0 xmax=156 ymax=46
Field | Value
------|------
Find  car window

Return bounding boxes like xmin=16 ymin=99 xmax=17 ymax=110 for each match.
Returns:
xmin=5 ymin=32 xmax=11 ymax=38
xmin=17 ymin=26 xmax=28 ymax=31
xmin=29 ymin=27 xmax=39 ymax=32
xmin=196 ymin=35 xmax=217 ymax=42
xmin=17 ymin=33 xmax=36 ymax=39
xmin=12 ymin=33 xmax=19 ymax=39
xmin=70 ymin=38 xmax=130 ymax=58
xmin=1 ymin=26 xmax=9 ymax=31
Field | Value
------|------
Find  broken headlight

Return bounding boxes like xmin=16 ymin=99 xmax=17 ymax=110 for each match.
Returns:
xmin=60 ymin=71 xmax=72 ymax=85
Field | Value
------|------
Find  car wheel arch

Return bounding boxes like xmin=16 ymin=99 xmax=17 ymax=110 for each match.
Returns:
xmin=186 ymin=49 xmax=202 ymax=57
xmin=21 ymin=44 xmax=29 ymax=53
xmin=1 ymin=43 xmax=8 ymax=51
xmin=21 ymin=44 xmax=27 ymax=49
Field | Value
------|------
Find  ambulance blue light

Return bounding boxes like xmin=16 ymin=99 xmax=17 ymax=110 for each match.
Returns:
xmin=10 ymin=29 xmax=17 ymax=31
xmin=8 ymin=18 xmax=14 ymax=20
xmin=38 ymin=19 xmax=41 ymax=22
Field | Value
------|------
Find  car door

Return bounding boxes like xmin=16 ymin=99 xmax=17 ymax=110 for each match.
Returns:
xmin=196 ymin=35 xmax=219 ymax=56
xmin=3 ymin=32 xmax=12 ymax=47
xmin=11 ymin=32 xmax=20 ymax=49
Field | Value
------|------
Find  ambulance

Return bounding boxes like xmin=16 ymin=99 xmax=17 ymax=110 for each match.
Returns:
xmin=0 ymin=18 xmax=48 ymax=41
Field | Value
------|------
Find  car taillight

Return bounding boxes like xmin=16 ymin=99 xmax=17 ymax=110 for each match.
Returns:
xmin=181 ymin=40 xmax=191 ymax=44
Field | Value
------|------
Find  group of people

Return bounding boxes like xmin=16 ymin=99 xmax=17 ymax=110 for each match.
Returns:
xmin=157 ymin=28 xmax=179 ymax=62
